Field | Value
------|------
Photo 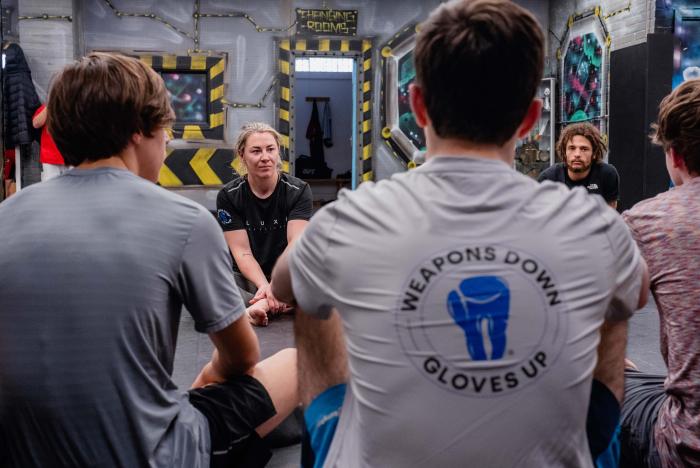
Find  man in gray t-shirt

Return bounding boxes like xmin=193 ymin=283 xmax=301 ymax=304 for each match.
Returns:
xmin=0 ymin=53 xmax=297 ymax=467
xmin=272 ymin=1 xmax=649 ymax=467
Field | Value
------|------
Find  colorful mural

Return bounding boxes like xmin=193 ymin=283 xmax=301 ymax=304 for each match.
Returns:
xmin=672 ymin=7 xmax=700 ymax=89
xmin=562 ymin=33 xmax=603 ymax=125
xmin=162 ymin=72 xmax=207 ymax=124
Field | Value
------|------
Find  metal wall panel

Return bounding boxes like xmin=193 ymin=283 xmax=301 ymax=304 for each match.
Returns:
xmin=14 ymin=0 xmax=558 ymax=198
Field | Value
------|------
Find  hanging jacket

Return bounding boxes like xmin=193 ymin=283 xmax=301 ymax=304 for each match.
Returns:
xmin=301 ymin=100 xmax=332 ymax=178
xmin=3 ymin=43 xmax=41 ymax=147
xmin=306 ymin=100 xmax=325 ymax=164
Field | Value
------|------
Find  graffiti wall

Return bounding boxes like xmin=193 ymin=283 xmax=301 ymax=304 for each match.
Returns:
xmin=163 ymin=72 xmax=208 ymax=124
xmin=562 ymin=33 xmax=603 ymax=125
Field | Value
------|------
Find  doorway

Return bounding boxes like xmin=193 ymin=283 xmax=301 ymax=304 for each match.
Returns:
xmin=293 ymin=56 xmax=356 ymax=207
xmin=276 ymin=37 xmax=374 ymax=208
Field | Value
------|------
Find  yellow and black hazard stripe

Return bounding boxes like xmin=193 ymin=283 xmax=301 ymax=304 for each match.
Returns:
xmin=380 ymin=24 xmax=418 ymax=167
xmin=278 ymin=41 xmax=292 ymax=164
xmin=137 ymin=53 xmax=226 ymax=141
xmin=277 ymin=37 xmax=374 ymax=182
xmin=158 ymin=147 xmax=238 ymax=187
xmin=360 ymin=39 xmax=373 ymax=181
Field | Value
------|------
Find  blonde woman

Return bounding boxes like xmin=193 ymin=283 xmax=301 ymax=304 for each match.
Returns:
xmin=217 ymin=122 xmax=312 ymax=326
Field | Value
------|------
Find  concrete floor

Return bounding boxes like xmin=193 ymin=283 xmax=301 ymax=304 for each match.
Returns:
xmin=172 ymin=294 xmax=666 ymax=467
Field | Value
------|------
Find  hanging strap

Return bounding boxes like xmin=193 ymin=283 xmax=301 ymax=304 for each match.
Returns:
xmin=322 ymin=101 xmax=333 ymax=148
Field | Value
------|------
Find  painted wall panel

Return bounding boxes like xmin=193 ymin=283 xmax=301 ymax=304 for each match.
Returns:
xmin=17 ymin=1 xmax=552 ymax=186
xmin=549 ymin=0 xmax=654 ymax=77
xmin=15 ymin=1 xmax=655 ymax=207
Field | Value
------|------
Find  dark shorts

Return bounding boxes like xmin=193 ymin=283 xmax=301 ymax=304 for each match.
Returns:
xmin=619 ymin=370 xmax=666 ymax=468
xmin=189 ymin=374 xmax=277 ymax=468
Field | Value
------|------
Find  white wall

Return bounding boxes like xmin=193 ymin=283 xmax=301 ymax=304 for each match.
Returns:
xmin=293 ymin=71 xmax=353 ymax=178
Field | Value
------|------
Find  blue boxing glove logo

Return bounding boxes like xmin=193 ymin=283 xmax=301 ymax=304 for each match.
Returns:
xmin=446 ymin=276 xmax=510 ymax=361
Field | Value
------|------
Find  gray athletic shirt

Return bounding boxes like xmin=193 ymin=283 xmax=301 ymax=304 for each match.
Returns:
xmin=290 ymin=157 xmax=644 ymax=467
xmin=0 ymin=167 xmax=245 ymax=467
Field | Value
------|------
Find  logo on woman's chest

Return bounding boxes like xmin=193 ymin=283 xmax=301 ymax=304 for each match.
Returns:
xmin=245 ymin=217 xmax=288 ymax=232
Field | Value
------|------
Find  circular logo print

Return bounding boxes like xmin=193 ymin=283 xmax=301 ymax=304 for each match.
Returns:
xmin=395 ymin=244 xmax=568 ymax=398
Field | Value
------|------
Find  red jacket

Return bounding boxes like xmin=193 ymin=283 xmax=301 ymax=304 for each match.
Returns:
xmin=33 ymin=104 xmax=65 ymax=165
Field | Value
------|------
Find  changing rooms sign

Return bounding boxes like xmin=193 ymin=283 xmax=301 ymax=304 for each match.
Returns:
xmin=296 ymin=9 xmax=358 ymax=36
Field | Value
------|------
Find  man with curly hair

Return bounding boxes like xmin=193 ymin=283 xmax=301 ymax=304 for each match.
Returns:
xmin=539 ymin=122 xmax=620 ymax=208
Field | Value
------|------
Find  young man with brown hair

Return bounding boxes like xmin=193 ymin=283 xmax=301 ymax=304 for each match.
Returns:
xmin=271 ymin=0 xmax=648 ymax=466
xmin=539 ymin=122 xmax=620 ymax=208
xmin=0 ymin=52 xmax=297 ymax=467
xmin=619 ymin=79 xmax=700 ymax=468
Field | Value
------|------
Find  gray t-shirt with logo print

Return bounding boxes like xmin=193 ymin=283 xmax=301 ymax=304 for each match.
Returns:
xmin=289 ymin=156 xmax=643 ymax=467
xmin=0 ymin=167 xmax=245 ymax=467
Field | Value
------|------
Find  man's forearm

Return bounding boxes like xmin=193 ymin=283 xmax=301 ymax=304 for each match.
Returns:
xmin=192 ymin=346 xmax=257 ymax=389
xmin=593 ymin=319 xmax=628 ymax=402
xmin=208 ymin=318 xmax=261 ymax=381
xmin=211 ymin=347 xmax=256 ymax=377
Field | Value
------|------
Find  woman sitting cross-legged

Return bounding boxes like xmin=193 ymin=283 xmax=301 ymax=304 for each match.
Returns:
xmin=217 ymin=122 xmax=312 ymax=326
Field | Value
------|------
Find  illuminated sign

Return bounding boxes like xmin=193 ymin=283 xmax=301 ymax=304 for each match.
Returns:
xmin=296 ymin=8 xmax=357 ymax=36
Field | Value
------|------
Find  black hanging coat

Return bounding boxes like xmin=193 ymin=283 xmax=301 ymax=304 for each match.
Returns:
xmin=306 ymin=100 xmax=325 ymax=164
xmin=3 ymin=43 xmax=41 ymax=147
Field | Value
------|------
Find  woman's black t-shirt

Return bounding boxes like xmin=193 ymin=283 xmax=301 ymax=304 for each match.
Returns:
xmin=216 ymin=173 xmax=313 ymax=278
